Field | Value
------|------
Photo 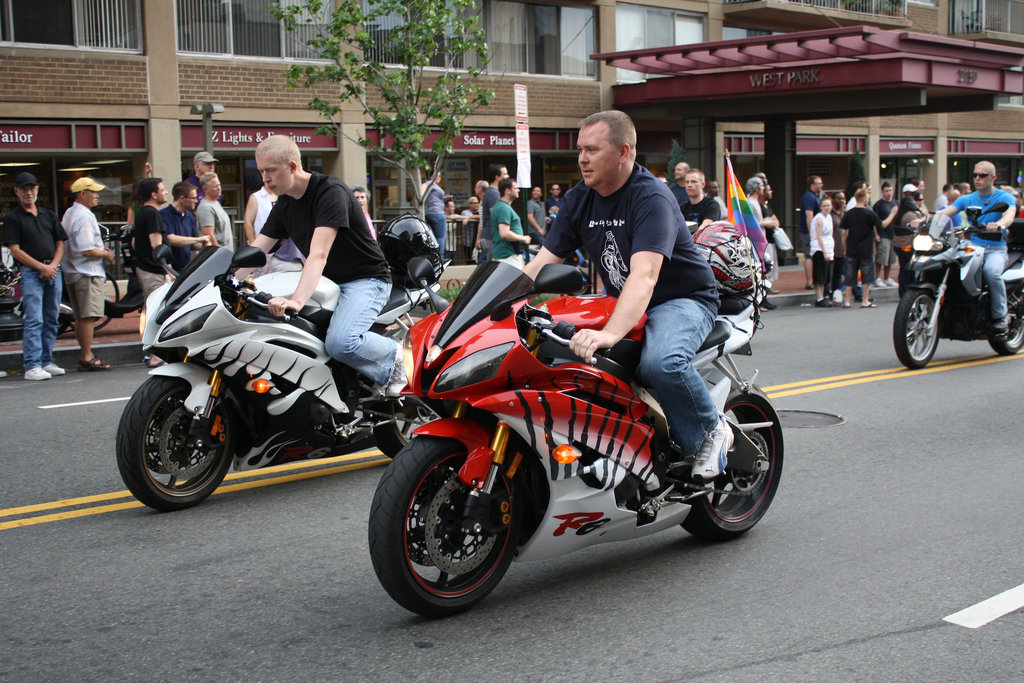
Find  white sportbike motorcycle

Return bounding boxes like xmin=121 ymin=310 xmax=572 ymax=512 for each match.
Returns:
xmin=116 ymin=244 xmax=445 ymax=511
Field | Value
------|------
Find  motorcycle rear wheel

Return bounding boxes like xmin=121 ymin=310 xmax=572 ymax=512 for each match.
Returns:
xmin=116 ymin=376 xmax=235 ymax=511
xmin=368 ymin=436 xmax=521 ymax=618
xmin=893 ymin=290 xmax=939 ymax=369
xmin=371 ymin=398 xmax=438 ymax=457
xmin=989 ymin=293 xmax=1024 ymax=356
xmin=682 ymin=388 xmax=784 ymax=541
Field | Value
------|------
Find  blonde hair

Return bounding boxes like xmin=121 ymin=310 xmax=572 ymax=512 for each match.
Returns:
xmin=255 ymin=134 xmax=302 ymax=168
xmin=199 ymin=172 xmax=219 ymax=190
xmin=580 ymin=110 xmax=637 ymax=162
xmin=854 ymin=187 xmax=870 ymax=203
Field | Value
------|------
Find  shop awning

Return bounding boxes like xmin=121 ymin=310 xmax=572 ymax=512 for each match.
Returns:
xmin=594 ymin=26 xmax=1024 ymax=121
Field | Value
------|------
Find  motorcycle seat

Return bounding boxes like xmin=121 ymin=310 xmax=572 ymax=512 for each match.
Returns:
xmin=719 ymin=295 xmax=752 ymax=316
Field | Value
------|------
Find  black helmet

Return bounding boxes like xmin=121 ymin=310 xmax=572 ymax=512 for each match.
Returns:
xmin=379 ymin=213 xmax=443 ymax=287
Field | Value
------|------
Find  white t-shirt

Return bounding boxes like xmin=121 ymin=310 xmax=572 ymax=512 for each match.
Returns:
xmin=810 ymin=211 xmax=834 ymax=258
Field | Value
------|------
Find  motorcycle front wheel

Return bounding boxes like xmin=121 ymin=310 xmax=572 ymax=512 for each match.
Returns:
xmin=682 ymin=388 xmax=784 ymax=540
xmin=368 ymin=436 xmax=521 ymax=618
xmin=116 ymin=376 xmax=235 ymax=511
xmin=893 ymin=290 xmax=939 ymax=369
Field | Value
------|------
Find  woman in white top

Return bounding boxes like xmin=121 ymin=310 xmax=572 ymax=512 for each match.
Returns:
xmin=244 ymin=185 xmax=305 ymax=274
xmin=809 ymin=196 xmax=835 ymax=307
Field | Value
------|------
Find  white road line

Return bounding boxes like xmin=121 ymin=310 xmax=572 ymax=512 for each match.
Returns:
xmin=39 ymin=397 xmax=131 ymax=410
xmin=943 ymin=583 xmax=1024 ymax=629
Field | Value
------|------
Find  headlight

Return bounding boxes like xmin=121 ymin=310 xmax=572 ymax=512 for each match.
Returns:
xmin=912 ymin=235 xmax=940 ymax=252
xmin=158 ymin=304 xmax=216 ymax=342
xmin=434 ymin=343 xmax=514 ymax=393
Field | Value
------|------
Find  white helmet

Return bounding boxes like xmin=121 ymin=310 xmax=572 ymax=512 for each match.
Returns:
xmin=693 ymin=222 xmax=762 ymax=296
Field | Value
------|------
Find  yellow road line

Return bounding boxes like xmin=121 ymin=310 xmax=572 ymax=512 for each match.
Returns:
xmin=0 ymin=448 xmax=385 ymax=524
xmin=765 ymin=353 xmax=1023 ymax=399
xmin=761 ymin=354 xmax=994 ymax=392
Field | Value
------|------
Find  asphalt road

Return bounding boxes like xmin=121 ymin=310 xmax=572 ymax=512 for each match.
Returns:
xmin=1 ymin=301 xmax=1022 ymax=681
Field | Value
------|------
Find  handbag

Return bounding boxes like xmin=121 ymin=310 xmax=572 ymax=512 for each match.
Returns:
xmin=773 ymin=228 xmax=793 ymax=251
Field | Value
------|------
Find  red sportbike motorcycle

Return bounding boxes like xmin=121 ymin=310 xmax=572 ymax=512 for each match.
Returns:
xmin=368 ymin=259 xmax=783 ymax=617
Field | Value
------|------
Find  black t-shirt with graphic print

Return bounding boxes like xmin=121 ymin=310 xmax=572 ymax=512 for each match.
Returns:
xmin=544 ymin=164 xmax=719 ymax=311
xmin=261 ymin=172 xmax=390 ymax=285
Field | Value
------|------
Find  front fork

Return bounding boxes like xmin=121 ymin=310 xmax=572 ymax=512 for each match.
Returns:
xmin=453 ymin=403 xmax=522 ymax=535
xmin=187 ymin=368 xmax=226 ymax=452
xmin=928 ymin=270 xmax=950 ymax=331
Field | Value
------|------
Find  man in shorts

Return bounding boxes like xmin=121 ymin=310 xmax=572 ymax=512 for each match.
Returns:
xmin=62 ymin=177 xmax=116 ymax=370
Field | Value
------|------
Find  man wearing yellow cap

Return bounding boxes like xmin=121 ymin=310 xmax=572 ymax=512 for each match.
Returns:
xmin=63 ymin=177 xmax=115 ymax=370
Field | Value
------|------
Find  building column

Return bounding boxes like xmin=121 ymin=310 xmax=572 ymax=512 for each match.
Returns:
xmin=681 ymin=117 xmax=717 ymax=178
xmin=143 ymin=0 xmax=182 ymax=182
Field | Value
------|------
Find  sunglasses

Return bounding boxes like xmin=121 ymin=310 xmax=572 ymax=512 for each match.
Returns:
xmin=973 ymin=173 xmax=990 ymax=178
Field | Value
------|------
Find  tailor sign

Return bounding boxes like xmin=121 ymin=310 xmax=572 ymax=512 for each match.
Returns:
xmin=0 ymin=122 xmax=147 ymax=151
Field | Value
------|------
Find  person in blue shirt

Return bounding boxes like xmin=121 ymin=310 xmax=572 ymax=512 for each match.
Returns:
xmin=937 ymin=160 xmax=1016 ymax=334
xmin=159 ymin=181 xmax=209 ymax=271
xmin=523 ymin=111 xmax=728 ymax=484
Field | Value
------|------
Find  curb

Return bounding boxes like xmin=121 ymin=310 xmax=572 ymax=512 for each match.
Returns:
xmin=0 ymin=340 xmax=143 ymax=376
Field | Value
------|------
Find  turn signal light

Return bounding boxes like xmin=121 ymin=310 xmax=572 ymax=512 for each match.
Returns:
xmin=250 ymin=378 xmax=272 ymax=394
xmin=552 ymin=444 xmax=581 ymax=464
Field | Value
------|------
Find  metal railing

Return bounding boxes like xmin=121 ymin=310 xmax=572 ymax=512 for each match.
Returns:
xmin=723 ymin=0 xmax=906 ymax=19
xmin=950 ymin=0 xmax=1024 ymax=35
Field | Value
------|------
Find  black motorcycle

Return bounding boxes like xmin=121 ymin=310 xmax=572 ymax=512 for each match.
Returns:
xmin=893 ymin=203 xmax=1024 ymax=369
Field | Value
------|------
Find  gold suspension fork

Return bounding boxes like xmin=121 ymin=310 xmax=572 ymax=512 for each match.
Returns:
xmin=194 ymin=369 xmax=227 ymax=447
xmin=462 ymin=421 xmax=518 ymax=534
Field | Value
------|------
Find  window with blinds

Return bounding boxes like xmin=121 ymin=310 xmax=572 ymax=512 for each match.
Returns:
xmin=176 ymin=0 xmax=329 ymax=59
xmin=0 ymin=0 xmax=140 ymax=50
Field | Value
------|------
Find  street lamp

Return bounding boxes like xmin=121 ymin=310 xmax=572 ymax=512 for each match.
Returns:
xmin=189 ymin=103 xmax=225 ymax=156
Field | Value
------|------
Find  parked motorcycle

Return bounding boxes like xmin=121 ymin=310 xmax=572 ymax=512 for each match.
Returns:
xmin=116 ymin=238 xmax=445 ymax=511
xmin=893 ymin=203 xmax=1024 ymax=369
xmin=367 ymin=259 xmax=783 ymax=617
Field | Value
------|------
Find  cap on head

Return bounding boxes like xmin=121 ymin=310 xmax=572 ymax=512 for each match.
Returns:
xmin=901 ymin=183 xmax=918 ymax=194
xmin=71 ymin=177 xmax=105 ymax=193
xmin=15 ymin=172 xmax=38 ymax=188
xmin=194 ymin=151 xmax=218 ymax=164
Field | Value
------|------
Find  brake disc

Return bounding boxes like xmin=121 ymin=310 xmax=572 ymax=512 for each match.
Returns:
xmin=424 ymin=475 xmax=496 ymax=575
xmin=157 ymin=406 xmax=217 ymax=479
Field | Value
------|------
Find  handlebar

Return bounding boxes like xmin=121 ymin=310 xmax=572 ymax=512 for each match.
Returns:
xmin=531 ymin=318 xmax=600 ymax=365
xmin=240 ymin=287 xmax=292 ymax=321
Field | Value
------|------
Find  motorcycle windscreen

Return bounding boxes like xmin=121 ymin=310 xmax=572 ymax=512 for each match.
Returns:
xmin=929 ymin=213 xmax=953 ymax=238
xmin=433 ymin=260 xmax=535 ymax=349
xmin=155 ymin=247 xmax=235 ymax=325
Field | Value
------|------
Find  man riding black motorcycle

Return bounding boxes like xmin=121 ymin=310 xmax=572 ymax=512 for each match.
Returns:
xmin=936 ymin=161 xmax=1016 ymax=334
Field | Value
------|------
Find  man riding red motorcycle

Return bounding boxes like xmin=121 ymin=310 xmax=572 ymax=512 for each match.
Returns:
xmin=523 ymin=110 xmax=729 ymax=481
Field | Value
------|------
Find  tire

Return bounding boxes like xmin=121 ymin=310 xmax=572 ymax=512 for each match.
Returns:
xmin=682 ymin=388 xmax=784 ymax=541
xmin=372 ymin=398 xmax=439 ymax=457
xmin=116 ymin=376 xmax=235 ymax=511
xmin=93 ymin=272 xmax=120 ymax=332
xmin=368 ymin=436 xmax=521 ymax=617
xmin=893 ymin=290 xmax=940 ymax=369
xmin=989 ymin=291 xmax=1024 ymax=356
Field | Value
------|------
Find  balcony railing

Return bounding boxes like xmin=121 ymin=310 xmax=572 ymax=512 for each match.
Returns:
xmin=951 ymin=0 xmax=1024 ymax=35
xmin=723 ymin=0 xmax=906 ymax=19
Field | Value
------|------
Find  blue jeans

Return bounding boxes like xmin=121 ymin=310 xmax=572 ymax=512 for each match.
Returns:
xmin=426 ymin=213 xmax=447 ymax=259
xmin=325 ymin=278 xmax=397 ymax=386
xmin=19 ymin=265 xmax=62 ymax=370
xmin=982 ymin=242 xmax=1008 ymax=319
xmin=637 ymin=297 xmax=719 ymax=457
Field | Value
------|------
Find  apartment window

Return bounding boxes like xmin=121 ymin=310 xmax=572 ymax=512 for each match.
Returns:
xmin=362 ymin=2 xmax=482 ymax=69
xmin=488 ymin=1 xmax=595 ymax=78
xmin=616 ymin=5 xmax=704 ymax=83
xmin=0 ymin=0 xmax=140 ymax=50
xmin=176 ymin=0 xmax=329 ymax=59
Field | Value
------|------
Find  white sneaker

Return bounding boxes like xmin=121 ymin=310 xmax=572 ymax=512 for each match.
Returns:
xmin=691 ymin=414 xmax=734 ymax=482
xmin=24 ymin=367 xmax=52 ymax=381
xmin=886 ymin=278 xmax=899 ymax=288
xmin=382 ymin=340 xmax=408 ymax=398
xmin=42 ymin=363 xmax=66 ymax=376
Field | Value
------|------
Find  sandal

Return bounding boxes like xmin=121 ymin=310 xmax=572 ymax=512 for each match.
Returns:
xmin=861 ymin=302 xmax=878 ymax=308
xmin=841 ymin=303 xmax=852 ymax=308
xmin=78 ymin=357 xmax=111 ymax=371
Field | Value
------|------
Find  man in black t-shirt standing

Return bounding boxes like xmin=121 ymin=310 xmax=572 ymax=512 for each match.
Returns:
xmin=248 ymin=135 xmax=404 ymax=395
xmin=524 ymin=111 xmax=731 ymax=484
xmin=3 ymin=172 xmax=67 ymax=380
xmin=679 ymin=169 xmax=722 ymax=230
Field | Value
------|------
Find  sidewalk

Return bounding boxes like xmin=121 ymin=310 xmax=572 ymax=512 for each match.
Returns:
xmin=0 ymin=262 xmax=902 ymax=375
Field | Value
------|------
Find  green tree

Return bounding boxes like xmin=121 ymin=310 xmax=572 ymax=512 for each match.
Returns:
xmin=846 ymin=152 xmax=867 ymax=197
xmin=668 ymin=139 xmax=688 ymax=173
xmin=275 ymin=0 xmax=493 ymax=216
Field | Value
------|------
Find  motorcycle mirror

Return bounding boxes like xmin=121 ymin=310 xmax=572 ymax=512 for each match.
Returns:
xmin=532 ymin=263 xmax=585 ymax=295
xmin=231 ymin=245 xmax=268 ymax=269
xmin=407 ymin=257 xmax=437 ymax=285
xmin=153 ymin=243 xmax=173 ymax=266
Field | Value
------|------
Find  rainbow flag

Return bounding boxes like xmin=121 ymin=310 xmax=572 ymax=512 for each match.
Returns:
xmin=724 ymin=152 xmax=769 ymax=263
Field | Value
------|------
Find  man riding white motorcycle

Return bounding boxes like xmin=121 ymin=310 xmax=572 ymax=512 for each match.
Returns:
xmin=242 ymin=134 xmax=406 ymax=395
xmin=522 ymin=110 xmax=729 ymax=482
xmin=935 ymin=160 xmax=1016 ymax=334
